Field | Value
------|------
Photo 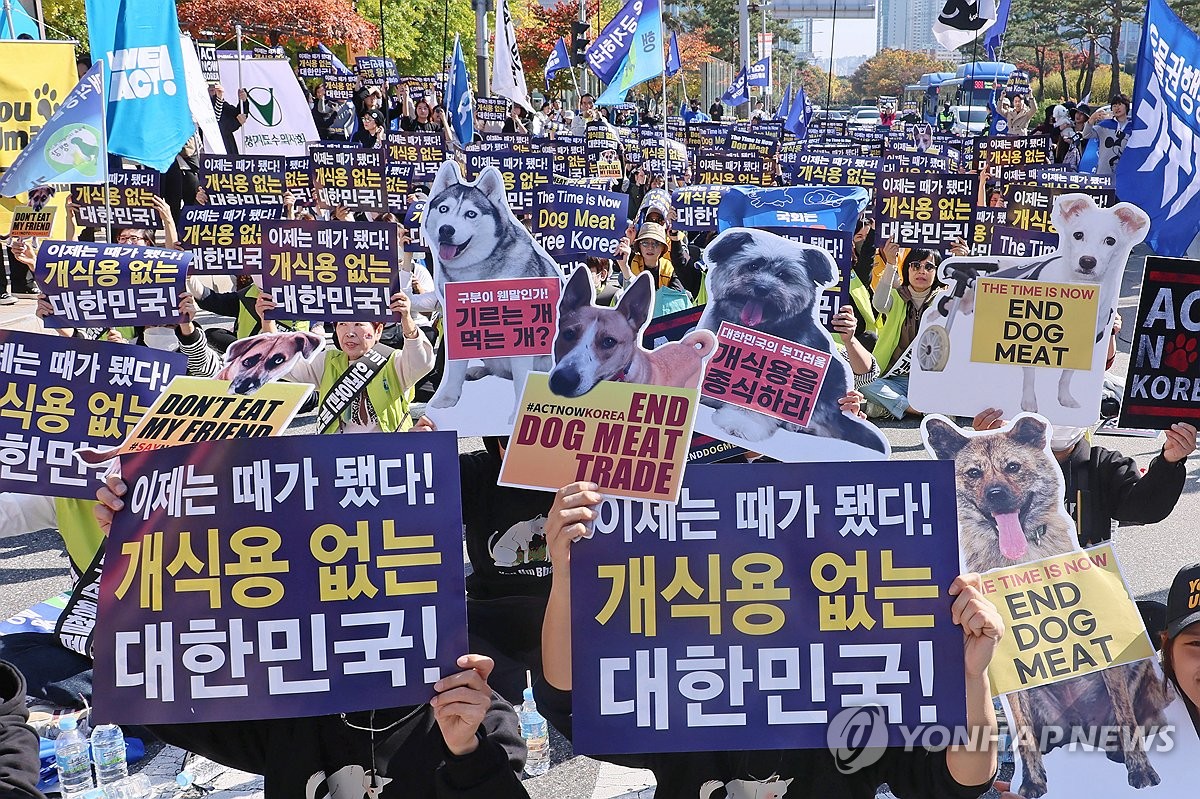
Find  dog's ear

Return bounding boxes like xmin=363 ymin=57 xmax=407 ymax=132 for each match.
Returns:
xmin=706 ymin=229 xmax=755 ymax=268
xmin=429 ymin=159 xmax=461 ymax=198
xmin=616 ymin=272 xmax=653 ymax=331
xmin=802 ymin=247 xmax=836 ymax=288
xmin=292 ymin=331 xmax=325 ymax=360
xmin=923 ymin=416 xmax=969 ymax=460
xmin=1051 ymin=193 xmax=1095 ymax=230
xmin=559 ymin=266 xmax=595 ymax=313
xmin=475 ymin=167 xmax=507 ymax=204
xmin=1009 ymin=415 xmax=1049 ymax=449
xmin=1112 ymin=203 xmax=1151 ymax=243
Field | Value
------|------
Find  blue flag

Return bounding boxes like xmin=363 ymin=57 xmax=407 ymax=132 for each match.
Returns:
xmin=747 ymin=56 xmax=770 ymax=88
xmin=666 ymin=30 xmax=681 ymax=78
xmin=586 ymin=0 xmax=650 ymax=84
xmin=984 ymin=0 xmax=1011 ymax=60
xmin=721 ymin=67 xmax=748 ymax=107
xmin=318 ymin=43 xmax=354 ymax=77
xmin=784 ymin=85 xmax=807 ymax=138
xmin=0 ymin=2 xmax=39 ymax=39
xmin=0 ymin=62 xmax=107 ymax=196
xmin=85 ymin=0 xmax=195 ymax=172
xmin=1116 ymin=0 xmax=1200 ymax=256
xmin=775 ymin=82 xmax=793 ymax=120
xmin=596 ymin=0 xmax=664 ymax=106
xmin=546 ymin=37 xmax=570 ymax=90
xmin=446 ymin=34 xmax=475 ymax=147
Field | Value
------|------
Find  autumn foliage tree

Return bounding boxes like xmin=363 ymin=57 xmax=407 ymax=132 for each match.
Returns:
xmin=849 ymin=49 xmax=955 ymax=103
xmin=177 ymin=0 xmax=380 ymax=53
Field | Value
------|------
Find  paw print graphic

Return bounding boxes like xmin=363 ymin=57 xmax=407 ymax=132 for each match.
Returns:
xmin=34 ymin=84 xmax=58 ymax=122
xmin=1163 ymin=333 xmax=1198 ymax=374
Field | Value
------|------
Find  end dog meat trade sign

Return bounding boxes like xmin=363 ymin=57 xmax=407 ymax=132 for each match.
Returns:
xmin=1120 ymin=256 xmax=1200 ymax=428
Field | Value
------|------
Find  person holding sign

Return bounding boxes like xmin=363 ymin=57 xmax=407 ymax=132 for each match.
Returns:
xmin=614 ymin=223 xmax=690 ymax=317
xmin=538 ymin=482 xmax=1005 ymax=799
xmin=257 ymin=291 xmax=434 ymax=433
xmin=1164 ymin=563 xmax=1200 ymax=735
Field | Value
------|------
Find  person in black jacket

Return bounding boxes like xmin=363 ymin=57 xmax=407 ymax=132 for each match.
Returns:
xmin=210 ymin=83 xmax=247 ymax=155
xmin=0 ymin=660 xmax=45 ymax=799
xmin=973 ymin=410 xmax=1195 ymax=545
xmin=538 ymin=481 xmax=1005 ymax=799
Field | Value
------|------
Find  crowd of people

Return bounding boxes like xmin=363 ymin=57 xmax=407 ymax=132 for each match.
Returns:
xmin=0 ymin=36 xmax=1196 ymax=799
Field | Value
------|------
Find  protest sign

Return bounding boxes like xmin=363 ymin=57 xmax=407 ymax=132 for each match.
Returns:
xmin=71 ymin=162 xmax=162 ymax=229
xmin=297 ymin=50 xmax=332 ymax=78
xmin=93 ymin=431 xmax=468 ymax=724
xmin=473 ymin=133 xmax=533 ymax=153
xmin=728 ymin=129 xmax=778 ymax=158
xmin=179 ymin=204 xmax=283 ymax=275
xmin=874 ymin=170 xmax=976 ymax=248
xmin=882 ymin=150 xmax=953 ymax=173
xmin=385 ymin=162 xmax=414 ymax=211
xmin=398 ymin=75 xmax=440 ymax=102
xmin=387 ymin=131 xmax=447 ymax=178
xmin=567 ymin=459 xmax=965 ymax=754
xmin=465 ymin=150 xmax=553 ymax=214
xmin=474 ymin=96 xmax=508 ymax=128
xmin=0 ymin=330 xmax=183 ymax=499
xmin=531 ymin=185 xmax=630 ymax=257
xmin=716 ymin=186 xmax=867 ymax=239
xmin=685 ymin=122 xmax=730 ymax=150
xmin=695 ymin=148 xmax=772 ymax=187
xmin=261 ymin=220 xmax=399 ymax=323
xmin=285 ymin=156 xmax=314 ymax=204
xmin=322 ymin=73 xmax=356 ymax=103
xmin=970 ymin=279 xmax=1100 ymax=371
xmin=36 ymin=241 xmax=190 ymax=328
xmin=1022 ymin=167 xmax=1113 ymax=191
xmin=354 ymin=55 xmax=399 ymax=83
xmin=639 ymin=136 xmax=688 ymax=177
xmin=989 ymin=224 xmax=1058 ymax=258
xmin=402 ymin=198 xmax=427 ymax=254
xmin=443 ymin=278 xmax=559 ymax=361
xmin=540 ymin=137 xmax=588 ymax=180
xmin=979 ymin=545 xmax=1154 ymax=695
xmin=787 ymin=152 xmax=882 ymax=190
xmin=311 ymin=146 xmax=386 ymax=211
xmin=670 ymin=185 xmax=733 ymax=232
xmin=693 ymin=229 xmax=889 ymax=461
xmin=82 ymin=375 xmax=310 ymax=458
xmin=908 ymin=195 xmax=1149 ymax=425
xmin=7 ymin=205 xmax=55 ymax=238
xmin=1120 ymin=256 xmax=1200 ymax=428
xmin=1005 ymin=184 xmax=1116 ymax=234
xmin=971 ymin=134 xmax=1052 ymax=172
xmin=199 ymin=155 xmax=286 ymax=205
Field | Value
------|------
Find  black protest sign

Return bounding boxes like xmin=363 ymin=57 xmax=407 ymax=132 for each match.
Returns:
xmin=874 ymin=170 xmax=977 ymax=248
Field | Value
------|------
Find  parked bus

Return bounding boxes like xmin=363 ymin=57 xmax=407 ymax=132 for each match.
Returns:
xmin=909 ymin=62 xmax=1017 ymax=124
xmin=904 ymin=72 xmax=956 ymax=124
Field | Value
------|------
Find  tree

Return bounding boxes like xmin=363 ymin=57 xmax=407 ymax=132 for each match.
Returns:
xmin=354 ymin=0 xmax=474 ymax=76
xmin=41 ymin=0 xmax=88 ymax=53
xmin=678 ymin=0 xmax=802 ymax=66
xmin=849 ymin=49 xmax=955 ymax=102
xmin=177 ymin=0 xmax=380 ymax=53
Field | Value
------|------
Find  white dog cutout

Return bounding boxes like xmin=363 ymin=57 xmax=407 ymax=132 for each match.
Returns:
xmin=908 ymin=193 xmax=1150 ymax=424
xmin=489 ymin=516 xmax=547 ymax=567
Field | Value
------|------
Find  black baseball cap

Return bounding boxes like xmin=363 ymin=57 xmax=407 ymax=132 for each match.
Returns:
xmin=1166 ymin=562 xmax=1200 ymax=638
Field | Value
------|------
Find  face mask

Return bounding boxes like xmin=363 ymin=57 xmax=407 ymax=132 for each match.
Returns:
xmin=142 ymin=328 xmax=179 ymax=352
xmin=1050 ymin=426 xmax=1086 ymax=452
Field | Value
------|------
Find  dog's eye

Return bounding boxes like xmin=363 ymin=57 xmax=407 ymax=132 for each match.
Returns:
xmin=241 ymin=354 xmax=261 ymax=367
xmin=1073 ymin=231 xmax=1084 ymax=241
xmin=464 ymin=210 xmax=478 ymax=219
xmin=561 ymin=328 xmax=578 ymax=342
xmin=437 ymin=204 xmax=449 ymax=213
xmin=1104 ymin=236 xmax=1116 ymax=246
xmin=1005 ymin=462 xmax=1021 ymax=473
xmin=965 ymin=467 xmax=983 ymax=479
xmin=267 ymin=354 xmax=286 ymax=367
xmin=600 ymin=336 xmax=618 ymax=350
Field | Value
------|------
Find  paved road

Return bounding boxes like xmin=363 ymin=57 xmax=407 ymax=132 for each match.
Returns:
xmin=1 ymin=244 xmax=1195 ymax=797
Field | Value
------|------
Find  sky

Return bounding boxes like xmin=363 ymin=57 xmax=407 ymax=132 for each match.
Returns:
xmin=810 ymin=18 xmax=878 ymax=63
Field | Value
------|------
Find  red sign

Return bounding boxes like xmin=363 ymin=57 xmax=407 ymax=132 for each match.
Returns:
xmin=443 ymin=277 xmax=560 ymax=361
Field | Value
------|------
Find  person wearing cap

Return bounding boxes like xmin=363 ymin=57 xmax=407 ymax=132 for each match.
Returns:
xmin=972 ymin=410 xmax=1195 ymax=546
xmin=354 ymin=108 xmax=388 ymax=148
xmin=614 ymin=221 xmax=687 ymax=294
xmin=1164 ymin=564 xmax=1200 ymax=734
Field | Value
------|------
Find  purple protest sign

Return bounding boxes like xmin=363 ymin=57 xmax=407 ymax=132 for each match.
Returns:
xmin=569 ymin=460 xmax=966 ymax=754
xmin=0 ymin=329 xmax=184 ymax=499
xmin=353 ymin=55 xmax=399 ymax=84
xmin=670 ymin=185 xmax=734 ymax=232
xmin=198 ymin=155 xmax=287 ymax=205
xmin=93 ymin=431 xmax=467 ymax=725
xmin=532 ymin=184 xmax=630 ymax=258
xmin=788 ymin=151 xmax=881 ymax=190
xmin=261 ymin=220 xmax=400 ymax=323
xmin=465 ymin=150 xmax=553 ymax=214
xmin=71 ymin=161 xmax=163 ymax=229
xmin=35 ymin=241 xmax=190 ymax=328
xmin=311 ymin=146 xmax=387 ymax=212
xmin=875 ymin=170 xmax=977 ymax=248
xmin=179 ymin=204 xmax=284 ymax=275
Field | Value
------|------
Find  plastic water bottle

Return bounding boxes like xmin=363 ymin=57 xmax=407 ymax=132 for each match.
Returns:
xmin=518 ymin=684 xmax=550 ymax=777
xmin=99 ymin=774 xmax=154 ymax=798
xmin=91 ymin=724 xmax=129 ymax=786
xmin=55 ymin=716 xmax=96 ymax=797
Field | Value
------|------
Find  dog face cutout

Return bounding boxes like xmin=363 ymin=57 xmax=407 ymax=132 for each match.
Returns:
xmin=218 ymin=331 xmax=325 ymax=395
xmin=422 ymin=160 xmax=515 ymax=280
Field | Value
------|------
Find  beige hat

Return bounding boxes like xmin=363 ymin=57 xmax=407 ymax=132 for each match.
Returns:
xmin=636 ymin=222 xmax=669 ymax=246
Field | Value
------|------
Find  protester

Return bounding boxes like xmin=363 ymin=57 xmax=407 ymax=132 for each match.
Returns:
xmin=354 ymin=108 xmax=388 ymax=147
xmin=1164 ymin=563 xmax=1200 ymax=735
xmin=571 ymin=93 xmax=603 ymax=135
xmin=537 ymin=481 xmax=1003 ymax=799
xmin=998 ymin=92 xmax=1038 ymax=136
xmin=531 ymin=100 xmax=553 ymax=135
xmin=614 ymin=222 xmax=689 ymax=307
xmin=310 ymin=81 xmax=338 ymax=138
xmin=708 ymin=99 xmax=722 ymax=119
xmin=191 ymin=273 xmax=313 ymax=352
xmin=938 ymin=101 xmax=954 ymax=131
xmin=0 ymin=659 xmax=43 ymax=799
xmin=400 ymin=88 xmax=442 ymax=133
xmin=1083 ymin=94 xmax=1131 ymax=176
xmin=210 ymin=82 xmax=247 ymax=154
xmin=502 ymin=103 xmax=528 ymax=134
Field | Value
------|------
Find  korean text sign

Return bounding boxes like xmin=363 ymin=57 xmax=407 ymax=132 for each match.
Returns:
xmin=93 ymin=432 xmax=468 ymax=724
xmin=874 ymin=171 xmax=977 ymax=248
xmin=978 ymin=545 xmax=1154 ymax=696
xmin=198 ymin=155 xmax=286 ymax=205
xmin=261 ymin=220 xmax=399 ymax=323
xmin=311 ymin=146 xmax=386 ymax=212
xmin=0 ymin=330 xmax=183 ymax=499
xmin=569 ymin=460 xmax=966 ymax=754
xmin=71 ymin=162 xmax=163 ymax=229
xmin=532 ymin=185 xmax=630 ymax=258
xmin=443 ymin=278 xmax=560 ymax=361
xmin=179 ymin=204 xmax=283 ymax=275
xmin=465 ymin=151 xmax=553 ymax=214
xmin=970 ymin=279 xmax=1100 ymax=371
xmin=35 ymin=241 xmax=190 ymax=328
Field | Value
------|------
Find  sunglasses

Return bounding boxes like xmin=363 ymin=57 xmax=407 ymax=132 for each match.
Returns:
xmin=909 ymin=262 xmax=937 ymax=272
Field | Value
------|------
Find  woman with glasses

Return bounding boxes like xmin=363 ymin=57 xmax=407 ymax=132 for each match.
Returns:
xmin=861 ymin=245 xmax=950 ymax=420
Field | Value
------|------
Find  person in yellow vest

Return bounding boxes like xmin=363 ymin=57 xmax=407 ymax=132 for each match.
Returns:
xmin=256 ymin=291 xmax=433 ymax=433
xmin=614 ymin=222 xmax=692 ymax=317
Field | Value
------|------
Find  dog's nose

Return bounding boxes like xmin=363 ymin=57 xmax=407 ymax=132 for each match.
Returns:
xmin=234 ymin=377 xmax=259 ymax=395
xmin=438 ymin=224 xmax=456 ymax=242
xmin=548 ymin=369 xmax=580 ymax=397
xmin=985 ymin=486 xmax=1011 ymax=503
xmin=1078 ymin=256 xmax=1097 ymax=272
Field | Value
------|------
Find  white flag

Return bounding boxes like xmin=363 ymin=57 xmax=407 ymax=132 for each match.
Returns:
xmin=931 ymin=0 xmax=998 ymax=52
xmin=217 ymin=57 xmax=318 ymax=156
xmin=491 ymin=0 xmax=532 ymax=112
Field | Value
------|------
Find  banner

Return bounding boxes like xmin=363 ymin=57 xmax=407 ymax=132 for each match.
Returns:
xmin=179 ymin=204 xmax=284 ymax=275
xmin=568 ymin=460 xmax=965 ymax=753
xmin=1120 ymin=256 xmax=1200 ymax=428
xmin=353 ymin=55 xmax=398 ymax=84
xmin=297 ymin=50 xmax=333 ymax=79
xmin=989 ymin=224 xmax=1058 ymax=258
xmin=261 ymin=220 xmax=399 ymax=322
xmin=716 ymin=185 xmax=868 ymax=233
xmin=86 ymin=0 xmax=194 ymax=171
xmin=728 ymin=130 xmax=778 ymax=159
xmin=874 ymin=171 xmax=976 ymax=248
xmin=492 ymin=0 xmax=532 ymax=111
xmin=971 ymin=134 xmax=1052 ymax=173
xmin=788 ymin=152 xmax=881 ymax=190
xmin=71 ymin=161 xmax=161 ymax=229
xmin=464 ymin=150 xmax=552 ymax=214
xmin=36 ymin=241 xmax=190 ymax=328
xmin=0 ymin=41 xmax=79 ymax=170
xmin=585 ymin=0 xmax=647 ymax=84
xmin=216 ymin=57 xmax=316 ymax=156
xmin=311 ymin=146 xmax=386 ymax=211
xmin=595 ymin=0 xmax=664 ymax=105
xmin=932 ymin=0 xmax=998 ymax=52
xmin=443 ymin=277 xmax=560 ymax=361
xmin=198 ymin=154 xmax=286 ymax=205
xmin=531 ymin=184 xmax=630 ymax=257
xmin=93 ymin=432 xmax=468 ymax=724
xmin=746 ymin=55 xmax=770 ymax=88
xmin=0 ymin=330 xmax=183 ymax=499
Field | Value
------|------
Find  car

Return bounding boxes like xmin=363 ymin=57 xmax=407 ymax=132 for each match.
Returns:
xmin=811 ymin=109 xmax=847 ymax=122
xmin=850 ymin=108 xmax=882 ymax=127
xmin=950 ymin=105 xmax=990 ymax=136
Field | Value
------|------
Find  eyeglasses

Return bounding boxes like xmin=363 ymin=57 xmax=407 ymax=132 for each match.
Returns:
xmin=116 ymin=234 xmax=149 ymax=244
xmin=909 ymin=262 xmax=937 ymax=272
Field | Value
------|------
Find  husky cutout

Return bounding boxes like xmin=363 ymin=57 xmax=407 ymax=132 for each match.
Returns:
xmin=922 ymin=413 xmax=1173 ymax=797
xmin=422 ymin=160 xmax=564 ymax=432
xmin=693 ymin=228 xmax=889 ymax=460
xmin=908 ymin=194 xmax=1149 ymax=424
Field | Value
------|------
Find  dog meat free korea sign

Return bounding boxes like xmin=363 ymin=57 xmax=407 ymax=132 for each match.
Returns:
xmin=970 ymin=279 xmax=1100 ymax=371
xmin=979 ymin=545 xmax=1154 ymax=696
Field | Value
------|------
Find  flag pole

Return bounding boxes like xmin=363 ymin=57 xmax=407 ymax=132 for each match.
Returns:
xmin=99 ymin=59 xmax=113 ymax=245
xmin=236 ymin=22 xmax=245 ymax=152
xmin=660 ymin=22 xmax=668 ymax=186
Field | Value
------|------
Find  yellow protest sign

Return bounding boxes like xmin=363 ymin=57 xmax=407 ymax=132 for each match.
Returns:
xmin=111 ymin=376 xmax=311 ymax=455
xmin=0 ymin=41 xmax=78 ymax=169
xmin=970 ymin=278 xmax=1100 ymax=370
xmin=8 ymin=204 xmax=55 ymax=238
xmin=0 ymin=191 xmax=69 ymax=242
xmin=979 ymin=544 xmax=1154 ymax=696
xmin=499 ymin=373 xmax=698 ymax=502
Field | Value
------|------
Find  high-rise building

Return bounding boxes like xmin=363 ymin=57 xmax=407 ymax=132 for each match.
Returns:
xmin=877 ymin=0 xmax=959 ymax=57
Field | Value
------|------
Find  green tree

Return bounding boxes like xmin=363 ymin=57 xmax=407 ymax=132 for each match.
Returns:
xmin=41 ymin=0 xmax=88 ymax=52
xmin=849 ymin=49 xmax=955 ymax=102
xmin=678 ymin=0 xmax=801 ymax=66
xmin=343 ymin=0 xmax=474 ymax=75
